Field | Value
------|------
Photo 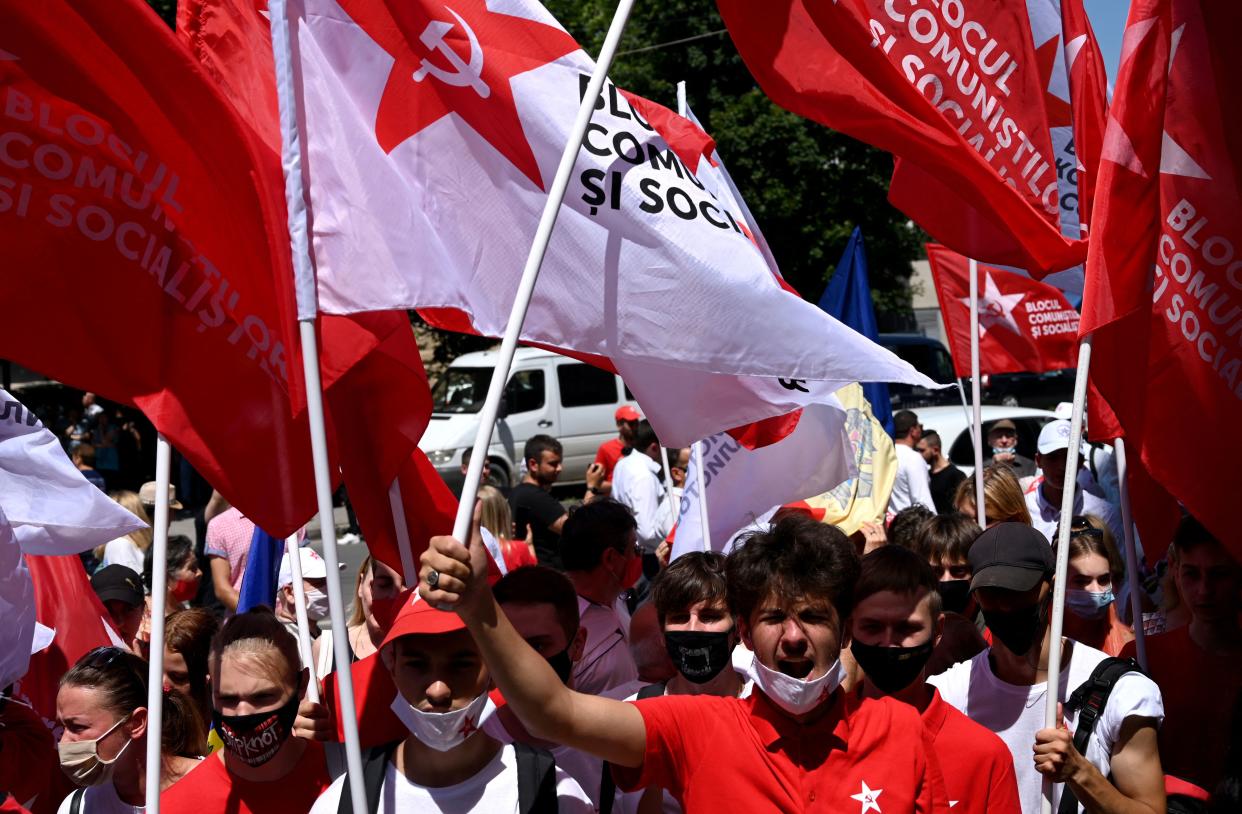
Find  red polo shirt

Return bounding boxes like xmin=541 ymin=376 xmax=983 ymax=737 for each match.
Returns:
xmin=922 ymin=688 xmax=1021 ymax=814
xmin=615 ymin=689 xmax=947 ymax=812
xmin=594 ymin=438 xmax=626 ymax=480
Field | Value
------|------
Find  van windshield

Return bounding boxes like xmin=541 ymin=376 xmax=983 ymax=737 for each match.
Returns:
xmin=432 ymin=367 xmax=492 ymax=414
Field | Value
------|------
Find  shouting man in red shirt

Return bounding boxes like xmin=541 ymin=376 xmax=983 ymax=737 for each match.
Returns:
xmin=421 ymin=514 xmax=947 ymax=813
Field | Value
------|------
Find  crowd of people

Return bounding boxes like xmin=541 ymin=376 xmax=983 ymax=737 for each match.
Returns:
xmin=1 ymin=400 xmax=1239 ymax=814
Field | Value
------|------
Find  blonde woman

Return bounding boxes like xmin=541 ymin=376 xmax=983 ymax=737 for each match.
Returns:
xmin=97 ymin=491 xmax=153 ymax=574
xmin=953 ymin=463 xmax=1033 ymax=527
xmin=478 ymin=484 xmax=537 ymax=571
xmin=345 ymin=555 xmax=405 ymax=662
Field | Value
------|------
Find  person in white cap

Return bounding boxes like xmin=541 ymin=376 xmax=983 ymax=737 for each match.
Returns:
xmin=1024 ymin=420 xmax=1124 ymax=546
xmin=275 ymin=547 xmax=331 ymax=677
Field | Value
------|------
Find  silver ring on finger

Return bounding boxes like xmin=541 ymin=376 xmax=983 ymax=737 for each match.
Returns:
xmin=427 ymin=569 xmax=440 ymax=589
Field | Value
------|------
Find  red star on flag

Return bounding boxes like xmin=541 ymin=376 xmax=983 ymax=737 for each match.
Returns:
xmin=337 ymin=0 xmax=580 ymax=189
xmin=1034 ymin=35 xmax=1073 ymax=129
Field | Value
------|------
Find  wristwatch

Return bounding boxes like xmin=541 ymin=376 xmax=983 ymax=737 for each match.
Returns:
xmin=587 ymin=486 xmax=602 ymax=495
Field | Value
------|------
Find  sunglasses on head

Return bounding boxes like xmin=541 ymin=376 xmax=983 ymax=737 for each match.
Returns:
xmin=1069 ymin=516 xmax=1104 ymax=538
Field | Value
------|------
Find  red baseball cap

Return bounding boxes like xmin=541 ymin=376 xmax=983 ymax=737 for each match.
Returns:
xmin=380 ymin=591 xmax=467 ymax=649
xmin=615 ymin=405 xmax=641 ymax=422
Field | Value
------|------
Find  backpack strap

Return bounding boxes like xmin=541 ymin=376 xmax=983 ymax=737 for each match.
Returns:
xmin=599 ymin=683 xmax=666 ymax=814
xmin=514 ymin=742 xmax=559 ymax=814
xmin=337 ymin=742 xmax=397 ymax=814
xmin=1055 ymin=657 xmax=1143 ymax=814
xmin=69 ymin=788 xmax=85 ymax=814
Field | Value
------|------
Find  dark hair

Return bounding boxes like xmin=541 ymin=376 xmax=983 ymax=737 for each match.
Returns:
xmin=74 ymin=442 xmax=97 ymax=466
xmin=1173 ymin=514 xmax=1222 ymax=554
xmin=559 ymin=499 xmax=637 ymax=572
xmin=143 ymin=534 xmax=196 ymax=592
xmin=652 ymin=552 xmax=728 ymax=627
xmin=855 ymin=545 xmax=943 ymax=618
xmin=495 ymin=566 xmax=580 ymax=643
xmin=631 ymin=420 xmax=658 ymax=453
xmin=726 ymin=514 xmax=860 ymax=624
xmin=920 ymin=430 xmax=942 ymax=450
xmin=164 ymin=608 xmax=220 ymax=723
xmin=893 ymin=410 xmax=920 ymax=439
xmin=60 ymin=646 xmax=205 ymax=758
xmin=911 ymin=513 xmax=980 ymax=565
xmin=209 ymin=607 xmax=301 ymax=691
xmin=523 ymin=434 xmax=562 ymax=468
xmin=888 ymin=505 xmax=935 ymax=548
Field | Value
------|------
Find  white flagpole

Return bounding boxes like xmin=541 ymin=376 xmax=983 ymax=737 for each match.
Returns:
xmin=286 ymin=534 xmax=323 ymax=701
xmin=388 ymin=479 xmax=418 ymax=586
xmin=451 ymin=0 xmax=637 ymax=542
xmin=693 ymin=440 xmax=711 ymax=552
xmin=143 ymin=434 xmax=171 ymax=814
xmin=659 ymin=446 xmax=679 ymax=521
xmin=268 ymin=2 xmax=366 ymax=810
xmin=968 ymin=258 xmax=987 ymax=529
xmin=1042 ymin=336 xmax=1093 ymax=814
xmin=1112 ymin=437 xmax=1148 ymax=671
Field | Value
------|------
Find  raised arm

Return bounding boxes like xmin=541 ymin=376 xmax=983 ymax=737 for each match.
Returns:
xmin=420 ymin=532 xmax=647 ymax=767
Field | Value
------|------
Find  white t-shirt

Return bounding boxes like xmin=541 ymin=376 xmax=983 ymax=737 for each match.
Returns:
xmin=57 ymin=784 xmax=143 ymax=814
xmin=308 ymin=743 xmax=593 ymax=814
xmin=889 ymin=443 xmax=935 ymax=513
xmin=928 ymin=642 xmax=1163 ymax=814
xmin=100 ymin=537 xmax=145 ymax=575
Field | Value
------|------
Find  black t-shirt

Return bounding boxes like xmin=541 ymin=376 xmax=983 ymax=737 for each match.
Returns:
xmin=929 ymin=464 xmax=967 ymax=514
xmin=509 ymin=482 xmax=567 ymax=569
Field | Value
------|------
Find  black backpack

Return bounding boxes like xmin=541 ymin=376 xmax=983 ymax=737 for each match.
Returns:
xmin=598 ymin=682 xmax=666 ymax=814
xmin=336 ymin=740 xmax=559 ymax=814
xmin=1056 ymin=657 xmax=1144 ymax=814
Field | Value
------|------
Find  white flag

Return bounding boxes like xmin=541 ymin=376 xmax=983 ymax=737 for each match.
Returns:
xmin=672 ymin=401 xmax=855 ymax=559
xmin=0 ymin=505 xmax=36 ymax=689
xmin=0 ymin=390 xmax=145 ymax=555
xmin=286 ymin=0 xmax=940 ymax=446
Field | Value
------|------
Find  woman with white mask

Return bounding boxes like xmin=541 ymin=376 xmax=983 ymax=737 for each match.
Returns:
xmin=55 ymin=647 xmax=201 ymax=813
xmin=1056 ymin=515 xmax=1135 ymax=657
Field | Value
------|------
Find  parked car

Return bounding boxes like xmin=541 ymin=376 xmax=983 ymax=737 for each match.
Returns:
xmin=877 ymin=334 xmax=960 ymax=411
xmin=980 ymin=368 xmax=1077 ymax=409
xmin=421 ymin=347 xmax=637 ymax=493
xmin=911 ymin=405 xmax=1058 ymax=479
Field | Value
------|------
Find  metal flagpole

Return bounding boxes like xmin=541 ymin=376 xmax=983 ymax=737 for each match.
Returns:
xmin=659 ymin=446 xmax=680 ymax=521
xmin=1112 ymin=437 xmax=1148 ymax=671
xmin=1042 ymin=335 xmax=1093 ymax=814
xmin=388 ymin=479 xmax=418 ymax=587
xmin=450 ymin=0 xmax=638 ymax=542
xmin=286 ymin=534 xmax=322 ymax=702
xmin=268 ymin=1 xmax=366 ymax=809
xmin=693 ymin=440 xmax=711 ymax=552
xmin=143 ymin=435 xmax=171 ymax=814
xmin=968 ymin=258 xmax=987 ymax=529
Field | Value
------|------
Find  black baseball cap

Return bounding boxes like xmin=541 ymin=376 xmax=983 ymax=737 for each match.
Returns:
xmin=91 ymin=565 xmax=143 ymax=607
xmin=968 ymin=523 xmax=1054 ymax=593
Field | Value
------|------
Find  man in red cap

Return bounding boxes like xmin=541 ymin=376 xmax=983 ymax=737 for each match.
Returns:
xmin=309 ymin=593 xmax=593 ymax=813
xmin=591 ymin=405 xmax=642 ymax=496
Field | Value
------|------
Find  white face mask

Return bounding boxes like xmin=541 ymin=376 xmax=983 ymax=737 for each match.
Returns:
xmin=750 ymin=656 xmax=844 ymax=716
xmin=304 ymin=589 xmax=330 ymax=621
xmin=389 ymin=690 xmax=495 ymax=752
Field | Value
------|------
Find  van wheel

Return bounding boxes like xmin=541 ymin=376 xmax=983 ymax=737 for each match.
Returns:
xmin=484 ymin=460 xmax=510 ymax=490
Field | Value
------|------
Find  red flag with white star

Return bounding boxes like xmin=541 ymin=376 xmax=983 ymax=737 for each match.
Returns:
xmin=718 ymin=0 xmax=1086 ymax=275
xmin=1081 ymin=0 xmax=1241 ymax=546
xmin=927 ymin=244 xmax=1079 ymax=378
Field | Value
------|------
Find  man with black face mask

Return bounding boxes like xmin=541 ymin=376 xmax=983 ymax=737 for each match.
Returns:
xmin=849 ymin=546 xmax=1019 ymax=814
xmin=928 ymin=524 xmax=1166 ymax=814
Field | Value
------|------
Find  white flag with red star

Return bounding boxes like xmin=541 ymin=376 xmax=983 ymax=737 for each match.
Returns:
xmin=285 ymin=0 xmax=938 ymax=445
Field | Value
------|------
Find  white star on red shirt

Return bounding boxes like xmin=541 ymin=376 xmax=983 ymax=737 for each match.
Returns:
xmin=850 ymin=780 xmax=883 ymax=813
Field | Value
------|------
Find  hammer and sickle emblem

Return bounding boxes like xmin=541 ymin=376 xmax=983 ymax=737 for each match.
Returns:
xmin=778 ymin=378 xmax=810 ymax=393
xmin=413 ymin=7 xmax=491 ymax=99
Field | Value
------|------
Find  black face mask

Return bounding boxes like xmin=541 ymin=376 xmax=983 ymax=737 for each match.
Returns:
xmin=937 ymin=580 xmax=972 ymax=615
xmin=850 ymin=639 xmax=935 ymax=694
xmin=982 ymin=598 xmax=1048 ymax=656
xmin=546 ymin=646 xmax=574 ymax=685
xmin=664 ymin=630 xmax=733 ymax=684
xmin=213 ymin=690 xmax=300 ymax=767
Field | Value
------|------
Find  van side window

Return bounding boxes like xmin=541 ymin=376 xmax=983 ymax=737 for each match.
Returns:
xmin=505 ymin=370 xmax=545 ymax=413
xmin=557 ymin=364 xmax=617 ymax=408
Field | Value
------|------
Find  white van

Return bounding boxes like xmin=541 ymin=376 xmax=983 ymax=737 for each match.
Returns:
xmin=420 ymin=347 xmax=639 ymax=492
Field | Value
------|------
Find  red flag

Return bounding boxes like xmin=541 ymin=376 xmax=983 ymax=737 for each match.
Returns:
xmin=0 ymin=0 xmax=348 ymax=536
xmin=927 ymin=245 xmax=1079 ymax=378
xmin=1081 ymin=0 xmax=1241 ymax=545
xmin=1061 ymin=0 xmax=1109 ymax=231
xmin=717 ymin=0 xmax=1086 ymax=273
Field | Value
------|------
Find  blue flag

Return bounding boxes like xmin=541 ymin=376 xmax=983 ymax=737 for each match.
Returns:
xmin=236 ymin=527 xmax=284 ymax=613
xmin=817 ymin=228 xmax=893 ymax=433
